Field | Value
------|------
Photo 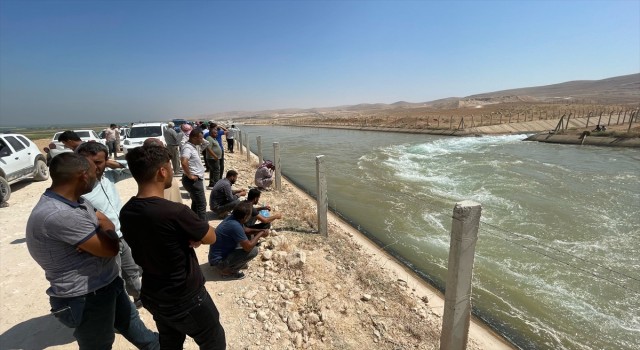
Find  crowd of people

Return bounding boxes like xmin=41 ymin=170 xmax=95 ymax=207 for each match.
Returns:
xmin=25 ymin=122 xmax=283 ymax=349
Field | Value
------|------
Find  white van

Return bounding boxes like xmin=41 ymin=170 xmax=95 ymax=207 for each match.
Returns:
xmin=122 ymin=122 xmax=168 ymax=154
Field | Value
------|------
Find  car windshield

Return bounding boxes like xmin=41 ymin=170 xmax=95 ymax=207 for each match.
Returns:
xmin=53 ymin=133 xmax=62 ymax=141
xmin=76 ymin=131 xmax=90 ymax=138
xmin=130 ymin=126 xmax=162 ymax=138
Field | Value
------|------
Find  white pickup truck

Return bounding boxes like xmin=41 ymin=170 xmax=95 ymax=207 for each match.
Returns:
xmin=0 ymin=133 xmax=49 ymax=202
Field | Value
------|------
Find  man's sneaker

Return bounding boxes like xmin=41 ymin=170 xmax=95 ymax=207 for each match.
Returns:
xmin=222 ymin=271 xmax=246 ymax=280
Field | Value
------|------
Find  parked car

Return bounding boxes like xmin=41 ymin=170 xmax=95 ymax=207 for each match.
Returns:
xmin=121 ymin=122 xmax=168 ymax=154
xmin=51 ymin=129 xmax=105 ymax=149
xmin=0 ymin=133 xmax=49 ymax=202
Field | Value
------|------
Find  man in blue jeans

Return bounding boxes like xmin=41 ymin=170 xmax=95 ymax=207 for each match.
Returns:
xmin=208 ymin=202 xmax=269 ymax=279
xmin=181 ymin=128 xmax=208 ymax=220
xmin=25 ymin=152 xmax=158 ymax=350
xmin=121 ymin=144 xmax=226 ymax=349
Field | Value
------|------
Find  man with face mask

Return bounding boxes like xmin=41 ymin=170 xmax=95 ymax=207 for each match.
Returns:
xmin=25 ymin=152 xmax=159 ymax=350
xmin=209 ymin=169 xmax=247 ymax=219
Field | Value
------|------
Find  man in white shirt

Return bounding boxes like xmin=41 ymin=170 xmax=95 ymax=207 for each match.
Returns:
xmin=181 ymin=128 xmax=207 ymax=220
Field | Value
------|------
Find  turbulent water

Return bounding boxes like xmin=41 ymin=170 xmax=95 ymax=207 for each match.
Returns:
xmin=243 ymin=125 xmax=640 ymax=350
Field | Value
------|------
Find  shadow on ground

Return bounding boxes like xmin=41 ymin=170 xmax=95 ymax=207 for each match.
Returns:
xmin=0 ymin=314 xmax=74 ymax=349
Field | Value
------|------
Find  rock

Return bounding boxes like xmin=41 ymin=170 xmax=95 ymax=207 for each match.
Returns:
xmin=244 ymin=290 xmax=257 ymax=299
xmin=361 ymin=294 xmax=372 ymax=301
xmin=334 ymin=284 xmax=342 ymax=290
xmin=421 ymin=295 xmax=429 ymax=304
xmin=257 ymin=311 xmax=268 ymax=322
xmin=248 ymin=312 xmax=256 ymax=319
xmin=286 ymin=251 xmax=306 ymax=269
xmin=287 ymin=313 xmax=304 ymax=332
xmin=306 ymin=312 xmax=320 ymax=324
xmin=262 ymin=250 xmax=273 ymax=261
xmin=269 ymin=236 xmax=289 ymax=250
xmin=277 ymin=283 xmax=286 ymax=292
xmin=294 ymin=333 xmax=303 ymax=347
xmin=273 ymin=251 xmax=288 ymax=263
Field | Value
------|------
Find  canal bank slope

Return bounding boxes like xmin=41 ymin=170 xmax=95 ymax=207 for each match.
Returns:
xmin=0 ymin=141 xmax=513 ymax=349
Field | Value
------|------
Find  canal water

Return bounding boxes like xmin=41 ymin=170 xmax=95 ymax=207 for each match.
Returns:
xmin=243 ymin=125 xmax=639 ymax=350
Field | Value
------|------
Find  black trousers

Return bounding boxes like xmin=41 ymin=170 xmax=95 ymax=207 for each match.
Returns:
xmin=142 ymin=287 xmax=226 ymax=350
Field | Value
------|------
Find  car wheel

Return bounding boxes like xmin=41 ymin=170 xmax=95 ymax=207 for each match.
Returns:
xmin=0 ymin=176 xmax=10 ymax=202
xmin=34 ymin=159 xmax=50 ymax=181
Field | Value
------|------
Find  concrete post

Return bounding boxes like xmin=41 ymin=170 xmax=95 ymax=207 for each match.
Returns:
xmin=439 ymin=201 xmax=481 ymax=350
xmin=238 ymin=131 xmax=243 ymax=155
xmin=257 ymin=136 xmax=263 ymax=164
xmin=273 ymin=142 xmax=281 ymax=191
xmin=245 ymin=132 xmax=251 ymax=162
xmin=316 ymin=155 xmax=328 ymax=236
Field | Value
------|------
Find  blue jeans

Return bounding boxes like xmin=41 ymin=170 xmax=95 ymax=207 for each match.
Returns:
xmin=182 ymin=175 xmax=207 ymax=221
xmin=142 ymin=287 xmax=226 ymax=349
xmin=49 ymin=277 xmax=159 ymax=350
xmin=209 ymin=246 xmax=259 ymax=273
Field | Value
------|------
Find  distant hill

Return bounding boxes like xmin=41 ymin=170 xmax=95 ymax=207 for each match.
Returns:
xmin=198 ymin=73 xmax=639 ymax=120
xmin=464 ymin=73 xmax=639 ymax=104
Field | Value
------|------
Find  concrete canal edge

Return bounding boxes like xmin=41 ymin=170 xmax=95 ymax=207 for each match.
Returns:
xmin=525 ymin=133 xmax=640 ymax=147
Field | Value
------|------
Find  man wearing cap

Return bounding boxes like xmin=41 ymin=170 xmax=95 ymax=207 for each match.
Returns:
xmin=164 ymin=122 xmax=182 ymax=175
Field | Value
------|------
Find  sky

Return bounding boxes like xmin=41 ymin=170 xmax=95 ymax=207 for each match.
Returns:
xmin=1 ymin=0 xmax=639 ymax=126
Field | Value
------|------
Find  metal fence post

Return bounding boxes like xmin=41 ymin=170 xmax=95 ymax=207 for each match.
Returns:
xmin=257 ymin=136 xmax=263 ymax=164
xmin=273 ymin=142 xmax=281 ymax=191
xmin=440 ymin=200 xmax=481 ymax=350
xmin=316 ymin=155 xmax=328 ymax=236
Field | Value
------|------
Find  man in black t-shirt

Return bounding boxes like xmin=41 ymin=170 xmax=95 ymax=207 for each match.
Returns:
xmin=121 ymin=145 xmax=226 ymax=349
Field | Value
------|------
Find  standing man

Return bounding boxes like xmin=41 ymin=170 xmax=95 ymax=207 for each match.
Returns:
xmin=121 ymin=144 xmax=226 ymax=349
xmin=164 ymin=122 xmax=182 ymax=176
xmin=76 ymin=142 xmax=143 ymax=305
xmin=210 ymin=170 xmax=246 ymax=218
xmin=26 ymin=152 xmax=159 ymax=350
xmin=104 ymin=124 xmax=118 ymax=158
xmin=210 ymin=123 xmax=226 ymax=178
xmin=226 ymin=125 xmax=239 ymax=153
xmin=205 ymin=124 xmax=222 ymax=189
xmin=208 ymin=202 xmax=268 ymax=279
xmin=181 ymin=128 xmax=207 ymax=220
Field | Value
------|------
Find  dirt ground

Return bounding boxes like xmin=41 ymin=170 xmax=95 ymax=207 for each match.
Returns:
xmin=0 ymin=141 xmax=511 ymax=349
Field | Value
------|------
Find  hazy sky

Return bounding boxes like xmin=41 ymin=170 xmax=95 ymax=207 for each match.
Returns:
xmin=1 ymin=0 xmax=638 ymax=126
